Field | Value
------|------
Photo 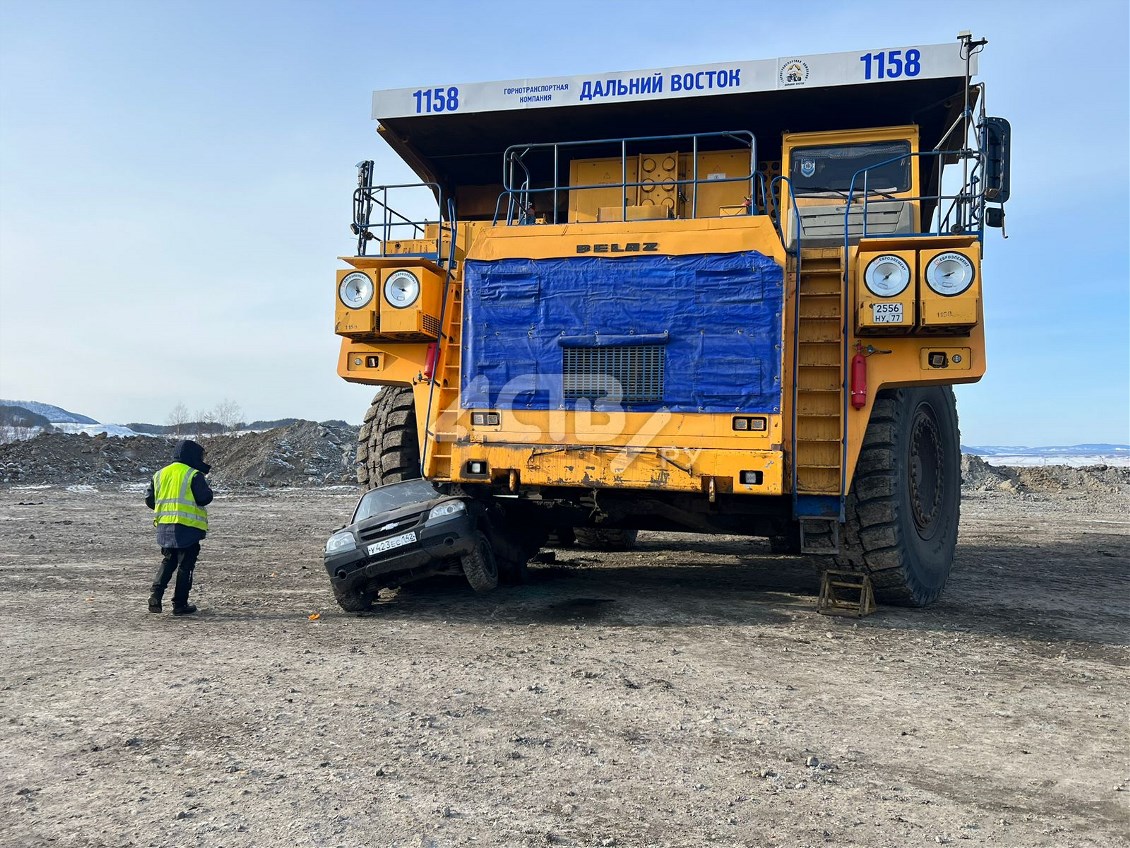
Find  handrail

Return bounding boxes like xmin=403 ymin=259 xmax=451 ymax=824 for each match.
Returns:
xmin=769 ymin=175 xmax=806 ymax=510
xmin=493 ymin=130 xmax=758 ymax=225
xmin=352 ymin=180 xmax=452 ymax=260
xmin=839 ymin=149 xmax=989 ymax=251
xmin=419 ymin=196 xmax=461 ymax=477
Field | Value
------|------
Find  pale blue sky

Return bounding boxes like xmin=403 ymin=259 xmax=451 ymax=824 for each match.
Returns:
xmin=1 ymin=0 xmax=1127 ymax=444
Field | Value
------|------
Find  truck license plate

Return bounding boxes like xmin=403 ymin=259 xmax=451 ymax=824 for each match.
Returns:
xmin=368 ymin=531 xmax=417 ymax=556
xmin=872 ymin=302 xmax=904 ymax=323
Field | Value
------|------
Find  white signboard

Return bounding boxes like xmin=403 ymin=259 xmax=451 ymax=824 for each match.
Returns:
xmin=372 ymin=42 xmax=973 ymax=120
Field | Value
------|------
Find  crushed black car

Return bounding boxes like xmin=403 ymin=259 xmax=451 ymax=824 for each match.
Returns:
xmin=323 ymin=479 xmax=500 ymax=612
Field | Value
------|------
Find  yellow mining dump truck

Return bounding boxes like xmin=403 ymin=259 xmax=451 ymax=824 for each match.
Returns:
xmin=333 ymin=33 xmax=1010 ymax=608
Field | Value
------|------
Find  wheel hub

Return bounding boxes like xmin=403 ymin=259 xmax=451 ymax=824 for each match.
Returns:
xmin=909 ymin=405 xmax=945 ymax=535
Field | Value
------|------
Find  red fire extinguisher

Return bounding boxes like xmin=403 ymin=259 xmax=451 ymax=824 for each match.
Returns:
xmin=850 ymin=343 xmax=868 ymax=410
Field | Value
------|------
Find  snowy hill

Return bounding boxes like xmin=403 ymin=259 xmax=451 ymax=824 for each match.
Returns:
xmin=0 ymin=400 xmax=98 ymax=425
xmin=962 ymin=444 xmax=1129 ymax=467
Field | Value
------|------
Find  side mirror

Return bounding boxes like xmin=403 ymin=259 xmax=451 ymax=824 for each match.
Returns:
xmin=982 ymin=117 xmax=1011 ymax=203
xmin=985 ymin=206 xmax=1005 ymax=229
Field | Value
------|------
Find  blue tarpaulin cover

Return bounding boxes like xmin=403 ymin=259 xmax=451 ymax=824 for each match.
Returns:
xmin=461 ymin=251 xmax=783 ymax=413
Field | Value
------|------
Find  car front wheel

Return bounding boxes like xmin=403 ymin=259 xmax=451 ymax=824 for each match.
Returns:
xmin=461 ymin=532 xmax=499 ymax=593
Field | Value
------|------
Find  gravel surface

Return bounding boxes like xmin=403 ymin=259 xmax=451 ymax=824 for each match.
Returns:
xmin=1 ymin=475 xmax=1127 ymax=847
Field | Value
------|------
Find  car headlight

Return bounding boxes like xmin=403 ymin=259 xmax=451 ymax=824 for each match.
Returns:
xmin=384 ymin=270 xmax=420 ymax=309
xmin=325 ymin=531 xmax=357 ymax=554
xmin=427 ymin=500 xmax=466 ymax=521
xmin=925 ymin=252 xmax=975 ymax=296
xmin=863 ymin=254 xmax=911 ymax=297
xmin=339 ymin=272 xmax=374 ymax=309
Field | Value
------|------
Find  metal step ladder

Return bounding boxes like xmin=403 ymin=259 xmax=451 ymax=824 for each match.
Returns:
xmin=789 ymin=247 xmax=847 ymax=551
xmin=422 ymin=280 xmax=464 ymax=479
xmin=817 ymin=570 xmax=876 ymax=617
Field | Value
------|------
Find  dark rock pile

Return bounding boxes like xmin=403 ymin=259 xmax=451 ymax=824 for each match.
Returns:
xmin=0 ymin=421 xmax=360 ymax=487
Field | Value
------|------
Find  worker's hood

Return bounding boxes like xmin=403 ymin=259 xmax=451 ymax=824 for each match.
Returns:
xmin=173 ymin=439 xmax=211 ymax=475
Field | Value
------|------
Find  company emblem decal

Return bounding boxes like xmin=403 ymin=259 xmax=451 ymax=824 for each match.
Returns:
xmin=799 ymin=159 xmax=816 ymax=178
xmin=779 ymin=59 xmax=810 ymax=87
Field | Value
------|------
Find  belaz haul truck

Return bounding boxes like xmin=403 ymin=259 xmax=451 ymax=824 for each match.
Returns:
xmin=331 ymin=34 xmax=1010 ymax=611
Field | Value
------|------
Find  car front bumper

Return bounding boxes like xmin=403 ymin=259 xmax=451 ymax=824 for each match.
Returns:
xmin=324 ymin=513 xmax=477 ymax=591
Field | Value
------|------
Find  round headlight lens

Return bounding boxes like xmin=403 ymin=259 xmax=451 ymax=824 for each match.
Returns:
xmin=384 ymin=270 xmax=420 ymax=309
xmin=339 ymin=272 xmax=374 ymax=309
xmin=925 ymin=252 xmax=975 ymax=296
xmin=863 ymin=254 xmax=911 ymax=297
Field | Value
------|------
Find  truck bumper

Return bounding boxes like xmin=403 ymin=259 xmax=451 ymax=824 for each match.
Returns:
xmin=445 ymin=444 xmax=785 ymax=495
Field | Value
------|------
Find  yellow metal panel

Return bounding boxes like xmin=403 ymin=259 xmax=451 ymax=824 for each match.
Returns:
xmin=918 ymin=243 xmax=982 ymax=331
xmin=683 ymin=150 xmax=753 ymax=217
xmin=568 ymin=157 xmax=638 ymax=223
xmin=337 ymin=340 xmax=428 ymax=386
xmin=449 ymin=410 xmax=783 ymax=451
xmin=334 ymin=269 xmax=377 ymax=337
xmin=856 ymin=248 xmax=917 ymax=334
xmin=466 ymin=217 xmax=788 ymax=263
xmin=446 ymin=442 xmax=785 ymax=495
xmin=636 ymin=152 xmax=678 ymax=217
xmin=378 ymin=266 xmax=443 ymax=336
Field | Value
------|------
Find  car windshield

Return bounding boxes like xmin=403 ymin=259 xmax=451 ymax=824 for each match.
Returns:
xmin=790 ymin=141 xmax=911 ymax=195
xmin=352 ymin=479 xmax=441 ymax=523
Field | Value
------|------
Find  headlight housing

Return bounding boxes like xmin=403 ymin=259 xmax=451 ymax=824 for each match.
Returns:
xmin=427 ymin=500 xmax=466 ymax=521
xmin=325 ymin=531 xmax=356 ymax=554
xmin=863 ymin=254 xmax=911 ymax=297
xmin=925 ymin=252 xmax=975 ymax=296
xmin=384 ymin=270 xmax=421 ymax=309
xmin=339 ymin=272 xmax=374 ymax=309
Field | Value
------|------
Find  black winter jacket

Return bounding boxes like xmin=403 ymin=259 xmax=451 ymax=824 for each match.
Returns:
xmin=145 ymin=440 xmax=214 ymax=548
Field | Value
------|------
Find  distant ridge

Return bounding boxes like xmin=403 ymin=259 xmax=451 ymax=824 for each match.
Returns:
xmin=0 ymin=400 xmax=98 ymax=425
xmin=962 ymin=444 xmax=1129 ymax=457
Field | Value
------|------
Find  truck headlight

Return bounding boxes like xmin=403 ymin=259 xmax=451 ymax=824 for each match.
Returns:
xmin=339 ymin=272 xmax=374 ymax=309
xmin=863 ymin=255 xmax=911 ymax=297
xmin=925 ymin=252 xmax=975 ymax=296
xmin=427 ymin=500 xmax=466 ymax=521
xmin=325 ymin=531 xmax=357 ymax=553
xmin=384 ymin=270 xmax=420 ymax=309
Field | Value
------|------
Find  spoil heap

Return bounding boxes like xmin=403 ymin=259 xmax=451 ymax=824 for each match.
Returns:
xmin=0 ymin=421 xmax=359 ymax=487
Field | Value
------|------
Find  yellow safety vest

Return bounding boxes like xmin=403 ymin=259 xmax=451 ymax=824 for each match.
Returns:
xmin=152 ymin=462 xmax=209 ymax=531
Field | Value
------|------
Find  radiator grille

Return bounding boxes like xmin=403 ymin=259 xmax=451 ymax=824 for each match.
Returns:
xmin=563 ymin=345 xmax=664 ymax=403
xmin=422 ymin=313 xmax=440 ymax=338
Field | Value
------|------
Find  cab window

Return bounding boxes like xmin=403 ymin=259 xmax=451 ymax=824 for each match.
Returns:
xmin=790 ymin=141 xmax=911 ymax=195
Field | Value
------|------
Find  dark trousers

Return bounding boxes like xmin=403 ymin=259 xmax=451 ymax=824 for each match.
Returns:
xmin=151 ymin=543 xmax=200 ymax=608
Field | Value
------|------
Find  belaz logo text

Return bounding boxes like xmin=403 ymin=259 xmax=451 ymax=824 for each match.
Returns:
xmin=576 ymin=242 xmax=659 ymax=254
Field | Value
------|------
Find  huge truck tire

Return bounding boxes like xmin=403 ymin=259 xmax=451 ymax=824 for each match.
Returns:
xmin=356 ymin=387 xmax=421 ymax=490
xmin=824 ymin=386 xmax=961 ymax=607
xmin=573 ymin=528 xmax=639 ymax=552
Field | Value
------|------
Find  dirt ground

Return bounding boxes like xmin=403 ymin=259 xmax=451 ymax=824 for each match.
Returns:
xmin=0 ymin=482 xmax=1127 ymax=848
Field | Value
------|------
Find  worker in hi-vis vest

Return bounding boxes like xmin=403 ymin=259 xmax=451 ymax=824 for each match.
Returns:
xmin=144 ymin=439 xmax=213 ymax=615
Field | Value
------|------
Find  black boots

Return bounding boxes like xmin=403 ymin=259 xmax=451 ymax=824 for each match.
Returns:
xmin=150 ymin=546 xmax=199 ymax=615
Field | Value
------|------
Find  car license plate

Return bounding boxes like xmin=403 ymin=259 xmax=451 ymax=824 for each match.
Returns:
xmin=872 ymin=302 xmax=904 ymax=323
xmin=367 ymin=531 xmax=417 ymax=556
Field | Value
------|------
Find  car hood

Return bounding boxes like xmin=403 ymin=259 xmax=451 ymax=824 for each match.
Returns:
xmin=348 ymin=495 xmax=467 ymax=535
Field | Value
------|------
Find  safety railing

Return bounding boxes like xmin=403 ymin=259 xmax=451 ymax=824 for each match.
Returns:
xmin=492 ymin=130 xmax=763 ymax=225
xmin=351 ymin=162 xmax=458 ymax=266
xmin=769 ymin=176 xmax=818 ymax=513
xmin=840 ymin=148 xmax=989 ymax=250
